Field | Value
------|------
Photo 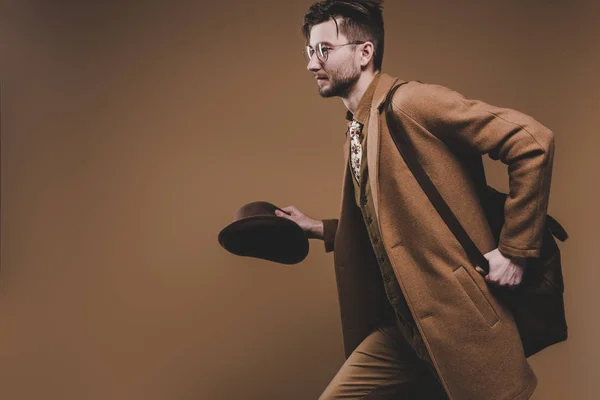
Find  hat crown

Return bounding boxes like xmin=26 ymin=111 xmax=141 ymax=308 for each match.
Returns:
xmin=233 ymin=201 xmax=278 ymax=222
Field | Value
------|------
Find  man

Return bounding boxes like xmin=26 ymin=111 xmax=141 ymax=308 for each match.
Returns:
xmin=274 ymin=1 xmax=554 ymax=398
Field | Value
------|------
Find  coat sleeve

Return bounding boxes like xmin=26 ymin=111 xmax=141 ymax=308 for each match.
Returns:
xmin=322 ymin=218 xmax=339 ymax=253
xmin=391 ymin=82 xmax=555 ymax=259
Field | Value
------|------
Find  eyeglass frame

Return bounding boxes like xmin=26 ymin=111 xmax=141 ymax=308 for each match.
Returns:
xmin=304 ymin=41 xmax=367 ymax=63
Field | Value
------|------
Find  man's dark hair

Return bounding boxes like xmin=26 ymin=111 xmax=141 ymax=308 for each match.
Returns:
xmin=301 ymin=0 xmax=385 ymax=71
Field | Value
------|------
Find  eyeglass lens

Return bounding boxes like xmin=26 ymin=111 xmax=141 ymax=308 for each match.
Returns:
xmin=305 ymin=43 xmax=327 ymax=62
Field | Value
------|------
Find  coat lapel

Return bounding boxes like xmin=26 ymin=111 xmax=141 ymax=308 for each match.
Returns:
xmin=339 ymin=73 xmax=405 ymax=223
xmin=366 ymin=73 xmax=404 ymax=221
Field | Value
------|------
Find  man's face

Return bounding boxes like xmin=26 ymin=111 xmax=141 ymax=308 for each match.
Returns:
xmin=306 ymin=18 xmax=362 ymax=98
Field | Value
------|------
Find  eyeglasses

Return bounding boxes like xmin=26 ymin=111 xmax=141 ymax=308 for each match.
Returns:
xmin=304 ymin=41 xmax=366 ymax=63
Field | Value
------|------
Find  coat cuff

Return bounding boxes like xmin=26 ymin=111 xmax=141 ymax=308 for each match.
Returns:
xmin=322 ymin=219 xmax=338 ymax=253
xmin=497 ymin=241 xmax=541 ymax=259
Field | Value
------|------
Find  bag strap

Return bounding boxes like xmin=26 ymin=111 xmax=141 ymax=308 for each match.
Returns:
xmin=382 ymin=83 xmax=491 ymax=274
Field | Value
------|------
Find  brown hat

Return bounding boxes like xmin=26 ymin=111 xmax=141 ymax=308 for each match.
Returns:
xmin=218 ymin=201 xmax=309 ymax=264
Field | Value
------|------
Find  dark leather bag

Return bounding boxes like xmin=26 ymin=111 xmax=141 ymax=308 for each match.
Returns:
xmin=381 ymin=81 xmax=569 ymax=357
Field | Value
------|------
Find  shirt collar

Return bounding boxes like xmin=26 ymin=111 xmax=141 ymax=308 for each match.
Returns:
xmin=344 ymin=72 xmax=382 ymax=124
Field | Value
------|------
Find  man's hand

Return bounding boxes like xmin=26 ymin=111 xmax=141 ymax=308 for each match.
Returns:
xmin=274 ymin=206 xmax=323 ymax=240
xmin=475 ymin=248 xmax=527 ymax=288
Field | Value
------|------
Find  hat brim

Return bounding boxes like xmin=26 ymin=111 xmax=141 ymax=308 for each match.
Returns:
xmin=218 ymin=215 xmax=309 ymax=265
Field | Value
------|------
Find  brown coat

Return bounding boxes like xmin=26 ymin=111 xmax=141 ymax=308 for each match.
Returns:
xmin=322 ymin=73 xmax=555 ymax=400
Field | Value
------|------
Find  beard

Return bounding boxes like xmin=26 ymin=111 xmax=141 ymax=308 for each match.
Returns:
xmin=318 ymin=64 xmax=361 ymax=98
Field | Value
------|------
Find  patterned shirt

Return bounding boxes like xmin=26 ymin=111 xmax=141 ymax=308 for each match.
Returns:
xmin=349 ymin=120 xmax=364 ymax=186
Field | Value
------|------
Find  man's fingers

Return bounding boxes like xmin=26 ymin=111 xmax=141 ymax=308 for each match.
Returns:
xmin=278 ymin=206 xmax=296 ymax=214
xmin=275 ymin=210 xmax=291 ymax=218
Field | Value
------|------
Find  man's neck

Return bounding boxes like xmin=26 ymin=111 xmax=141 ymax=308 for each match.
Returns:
xmin=342 ymin=70 xmax=379 ymax=114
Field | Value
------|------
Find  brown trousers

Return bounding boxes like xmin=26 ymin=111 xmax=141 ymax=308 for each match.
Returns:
xmin=318 ymin=320 xmax=449 ymax=399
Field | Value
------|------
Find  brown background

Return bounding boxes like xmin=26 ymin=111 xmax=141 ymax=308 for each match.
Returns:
xmin=1 ymin=1 xmax=598 ymax=399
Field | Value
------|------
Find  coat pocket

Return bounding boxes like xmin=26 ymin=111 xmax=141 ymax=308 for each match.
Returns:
xmin=453 ymin=265 xmax=500 ymax=327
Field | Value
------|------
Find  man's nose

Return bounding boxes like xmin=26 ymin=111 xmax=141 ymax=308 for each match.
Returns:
xmin=306 ymin=55 xmax=322 ymax=72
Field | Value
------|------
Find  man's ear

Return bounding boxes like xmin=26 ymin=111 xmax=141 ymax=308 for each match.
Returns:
xmin=359 ymin=42 xmax=375 ymax=68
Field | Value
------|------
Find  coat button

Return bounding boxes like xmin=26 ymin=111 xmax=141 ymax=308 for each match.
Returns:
xmin=366 ymin=216 xmax=373 ymax=225
xmin=378 ymin=256 xmax=385 ymax=264
xmin=360 ymin=195 xmax=367 ymax=206
xmin=383 ymin=274 xmax=391 ymax=283
xmin=372 ymin=236 xmax=379 ymax=244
